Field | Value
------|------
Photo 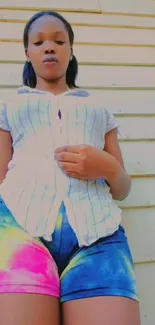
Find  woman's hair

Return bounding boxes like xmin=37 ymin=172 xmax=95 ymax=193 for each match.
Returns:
xmin=22 ymin=11 xmax=78 ymax=88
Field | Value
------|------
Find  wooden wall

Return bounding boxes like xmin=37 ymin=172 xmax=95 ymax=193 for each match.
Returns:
xmin=0 ymin=1 xmax=155 ymax=323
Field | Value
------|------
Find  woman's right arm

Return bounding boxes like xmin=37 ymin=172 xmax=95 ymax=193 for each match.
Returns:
xmin=0 ymin=129 xmax=12 ymax=184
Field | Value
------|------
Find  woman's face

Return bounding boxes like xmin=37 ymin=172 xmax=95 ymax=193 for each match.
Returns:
xmin=26 ymin=15 xmax=72 ymax=83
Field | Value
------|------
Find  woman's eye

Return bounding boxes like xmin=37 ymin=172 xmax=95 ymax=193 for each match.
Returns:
xmin=33 ymin=41 xmax=43 ymax=46
xmin=55 ymin=41 xmax=65 ymax=45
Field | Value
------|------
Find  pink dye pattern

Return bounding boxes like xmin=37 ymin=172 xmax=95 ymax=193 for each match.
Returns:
xmin=0 ymin=242 xmax=60 ymax=297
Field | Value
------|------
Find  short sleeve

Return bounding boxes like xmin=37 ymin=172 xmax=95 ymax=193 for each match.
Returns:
xmin=104 ymin=108 xmax=119 ymax=134
xmin=0 ymin=102 xmax=10 ymax=131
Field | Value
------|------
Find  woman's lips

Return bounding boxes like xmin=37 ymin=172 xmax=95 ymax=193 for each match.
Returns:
xmin=43 ymin=61 xmax=58 ymax=65
xmin=43 ymin=56 xmax=58 ymax=64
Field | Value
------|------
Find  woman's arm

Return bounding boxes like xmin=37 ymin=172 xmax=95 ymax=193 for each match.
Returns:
xmin=0 ymin=129 xmax=13 ymax=184
xmin=103 ymin=128 xmax=131 ymax=201
xmin=55 ymin=128 xmax=131 ymax=201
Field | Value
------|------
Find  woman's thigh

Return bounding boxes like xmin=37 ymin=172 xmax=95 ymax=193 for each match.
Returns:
xmin=0 ymin=293 xmax=59 ymax=325
xmin=0 ymin=198 xmax=60 ymax=325
xmin=62 ymin=296 xmax=140 ymax=325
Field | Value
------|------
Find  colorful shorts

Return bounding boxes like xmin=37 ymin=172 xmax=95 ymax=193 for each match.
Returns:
xmin=0 ymin=197 xmax=139 ymax=302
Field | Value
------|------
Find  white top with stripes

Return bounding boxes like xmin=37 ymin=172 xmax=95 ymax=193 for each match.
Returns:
xmin=0 ymin=86 xmax=122 ymax=246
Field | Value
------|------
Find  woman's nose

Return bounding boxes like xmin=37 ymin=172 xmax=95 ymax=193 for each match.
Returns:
xmin=44 ymin=41 xmax=55 ymax=53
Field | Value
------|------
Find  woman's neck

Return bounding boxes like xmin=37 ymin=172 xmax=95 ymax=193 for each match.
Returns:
xmin=36 ymin=78 xmax=69 ymax=95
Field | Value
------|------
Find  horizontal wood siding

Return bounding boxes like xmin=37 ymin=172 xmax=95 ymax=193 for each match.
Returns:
xmin=0 ymin=2 xmax=154 ymax=323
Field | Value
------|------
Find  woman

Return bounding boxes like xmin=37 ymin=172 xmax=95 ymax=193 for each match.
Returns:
xmin=0 ymin=11 xmax=140 ymax=325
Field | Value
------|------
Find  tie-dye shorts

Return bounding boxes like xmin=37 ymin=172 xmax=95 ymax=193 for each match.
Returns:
xmin=0 ymin=197 xmax=139 ymax=302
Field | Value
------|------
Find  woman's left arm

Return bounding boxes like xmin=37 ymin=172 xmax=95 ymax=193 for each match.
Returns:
xmin=102 ymin=128 xmax=131 ymax=201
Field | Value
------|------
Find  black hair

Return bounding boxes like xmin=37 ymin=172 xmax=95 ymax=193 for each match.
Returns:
xmin=22 ymin=11 xmax=78 ymax=88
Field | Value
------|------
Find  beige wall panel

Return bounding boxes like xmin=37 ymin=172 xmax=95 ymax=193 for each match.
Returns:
xmin=135 ymin=263 xmax=155 ymax=325
xmin=0 ymin=0 xmax=100 ymax=11
xmin=1 ymin=43 xmax=155 ymax=65
xmin=0 ymin=63 xmax=154 ymax=88
xmin=122 ymin=208 xmax=155 ymax=263
xmin=1 ymin=9 xmax=155 ymax=28
xmin=1 ymin=22 xmax=155 ymax=45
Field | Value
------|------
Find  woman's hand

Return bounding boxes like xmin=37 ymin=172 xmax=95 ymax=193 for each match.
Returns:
xmin=55 ymin=134 xmax=131 ymax=202
xmin=55 ymin=144 xmax=117 ymax=181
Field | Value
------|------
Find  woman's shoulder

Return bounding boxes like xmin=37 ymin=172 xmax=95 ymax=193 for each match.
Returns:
xmin=67 ymin=88 xmax=103 ymax=106
xmin=0 ymin=90 xmax=20 ymax=131
xmin=0 ymin=87 xmax=35 ymax=119
xmin=74 ymin=89 xmax=114 ymax=114
xmin=67 ymin=88 xmax=91 ymax=98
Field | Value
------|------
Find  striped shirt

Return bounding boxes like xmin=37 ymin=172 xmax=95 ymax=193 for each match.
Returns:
xmin=0 ymin=86 xmax=122 ymax=246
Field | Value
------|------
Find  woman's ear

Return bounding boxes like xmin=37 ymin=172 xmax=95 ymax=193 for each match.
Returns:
xmin=25 ymin=48 xmax=30 ymax=62
xmin=70 ymin=47 xmax=73 ymax=61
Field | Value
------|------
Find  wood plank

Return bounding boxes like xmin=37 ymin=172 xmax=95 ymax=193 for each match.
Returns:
xmin=120 ymin=142 xmax=155 ymax=176
xmin=0 ymin=22 xmax=155 ymax=45
xmin=0 ymin=0 xmax=100 ymax=11
xmin=118 ymin=177 xmax=155 ymax=208
xmin=100 ymin=0 xmax=155 ymax=16
xmin=1 ymin=0 xmax=155 ymax=16
xmin=74 ymin=46 xmax=155 ymax=65
xmin=90 ymin=90 xmax=155 ymax=114
xmin=1 ymin=42 xmax=155 ymax=65
xmin=77 ymin=65 xmax=155 ymax=88
xmin=0 ymin=63 xmax=154 ymax=88
xmin=117 ymin=117 xmax=155 ymax=139
xmin=0 ymin=88 xmax=155 ymax=115
xmin=135 ymin=264 xmax=155 ymax=325
xmin=122 ymin=208 xmax=155 ymax=263
xmin=1 ymin=9 xmax=155 ymax=28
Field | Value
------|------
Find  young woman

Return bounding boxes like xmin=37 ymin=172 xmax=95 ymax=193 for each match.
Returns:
xmin=0 ymin=11 xmax=140 ymax=325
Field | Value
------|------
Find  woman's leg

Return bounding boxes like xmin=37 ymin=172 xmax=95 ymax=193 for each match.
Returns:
xmin=61 ymin=226 xmax=140 ymax=325
xmin=62 ymin=296 xmax=140 ymax=325
xmin=0 ymin=294 xmax=59 ymax=325
xmin=0 ymin=198 xmax=60 ymax=325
